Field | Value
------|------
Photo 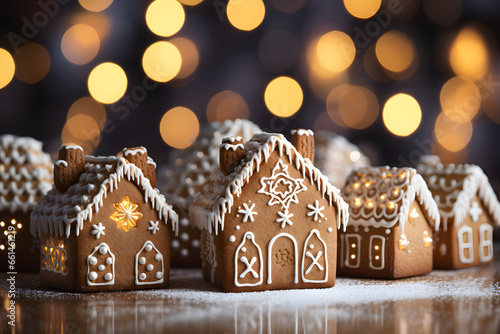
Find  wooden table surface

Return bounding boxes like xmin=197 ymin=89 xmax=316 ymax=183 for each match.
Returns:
xmin=1 ymin=246 xmax=500 ymax=334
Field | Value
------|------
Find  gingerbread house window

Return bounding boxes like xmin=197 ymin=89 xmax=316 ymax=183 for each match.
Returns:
xmin=344 ymin=234 xmax=361 ymax=268
xmin=41 ymin=238 xmax=68 ymax=276
xmin=457 ymin=225 xmax=474 ymax=264
xmin=478 ymin=224 xmax=493 ymax=263
xmin=369 ymin=235 xmax=385 ymax=270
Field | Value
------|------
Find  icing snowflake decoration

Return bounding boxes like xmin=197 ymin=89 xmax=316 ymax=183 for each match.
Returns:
xmin=91 ymin=222 xmax=106 ymax=239
xmin=237 ymin=202 xmax=258 ymax=223
xmin=110 ymin=196 xmax=143 ymax=232
xmin=276 ymin=209 xmax=294 ymax=228
xmin=469 ymin=201 xmax=482 ymax=222
xmin=307 ymin=200 xmax=325 ymax=222
xmin=258 ymin=159 xmax=307 ymax=210
xmin=148 ymin=220 xmax=160 ymax=234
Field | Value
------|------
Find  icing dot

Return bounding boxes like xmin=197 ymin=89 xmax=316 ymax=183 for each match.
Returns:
xmin=385 ymin=229 xmax=391 ymax=235
xmin=181 ymin=233 xmax=189 ymax=241
xmin=180 ymin=218 xmax=189 ymax=227
xmin=156 ymin=271 xmax=163 ymax=279
xmin=354 ymin=226 xmax=359 ymax=232
xmin=364 ymin=227 xmax=369 ymax=232
xmin=246 ymin=235 xmax=251 ymax=239
xmin=139 ymin=257 xmax=146 ymax=265
xmin=172 ymin=240 xmax=180 ymax=249
xmin=145 ymin=244 xmax=153 ymax=252
xmin=99 ymin=245 xmax=108 ymax=254
xmin=147 ymin=264 xmax=154 ymax=271
xmin=181 ymin=249 xmax=188 ymax=257
xmin=229 ymin=236 xmax=236 ymax=242
xmin=139 ymin=273 xmax=146 ymax=280
xmin=236 ymin=215 xmax=240 ymax=218
xmin=241 ymin=247 xmax=247 ymax=252
xmin=104 ymin=273 xmax=113 ymax=281
xmin=327 ymin=227 xmax=333 ymax=233
xmin=236 ymin=225 xmax=240 ymax=230
xmin=106 ymin=257 xmax=113 ymax=265
xmin=155 ymin=254 xmax=163 ymax=261
xmin=309 ymin=244 xmax=314 ymax=250
xmin=191 ymin=240 xmax=200 ymax=248
xmin=88 ymin=272 xmax=97 ymax=280
xmin=98 ymin=265 xmax=105 ymax=271
xmin=89 ymin=256 xmax=97 ymax=265
xmin=325 ymin=217 xmax=328 ymax=221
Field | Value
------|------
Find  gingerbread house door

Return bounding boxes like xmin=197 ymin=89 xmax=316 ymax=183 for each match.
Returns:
xmin=301 ymin=229 xmax=327 ymax=283
xmin=234 ymin=232 xmax=263 ymax=287
xmin=135 ymin=241 xmax=164 ymax=285
xmin=87 ymin=243 xmax=115 ymax=286
xmin=267 ymin=233 xmax=298 ymax=285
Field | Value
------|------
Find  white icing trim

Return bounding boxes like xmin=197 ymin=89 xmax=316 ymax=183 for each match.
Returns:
xmin=368 ymin=235 xmax=385 ymax=270
xmin=123 ymin=147 xmax=147 ymax=156
xmin=478 ymin=223 xmax=493 ymax=262
xmin=291 ymin=129 xmax=314 ymax=136
xmin=344 ymin=234 xmax=361 ymax=268
xmin=135 ymin=240 xmax=164 ymax=285
xmin=190 ymin=133 xmax=349 ymax=234
xmin=146 ymin=157 xmax=157 ymax=168
xmin=87 ymin=243 xmax=115 ymax=286
xmin=223 ymin=136 xmax=243 ymax=143
xmin=457 ymin=225 xmax=474 ymax=264
xmin=267 ymin=233 xmax=298 ymax=284
xmin=55 ymin=160 xmax=68 ymax=167
xmin=60 ymin=145 xmax=83 ymax=151
xmin=220 ymin=143 xmax=245 ymax=151
xmin=301 ymin=229 xmax=328 ymax=283
xmin=234 ymin=232 xmax=263 ymax=287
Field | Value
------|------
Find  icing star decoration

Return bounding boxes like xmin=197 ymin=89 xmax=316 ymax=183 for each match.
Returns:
xmin=91 ymin=222 xmax=106 ymax=239
xmin=110 ymin=196 xmax=143 ymax=232
xmin=307 ymin=200 xmax=326 ymax=222
xmin=148 ymin=220 xmax=160 ymax=234
xmin=258 ymin=159 xmax=307 ymax=210
xmin=237 ymin=202 xmax=258 ymax=223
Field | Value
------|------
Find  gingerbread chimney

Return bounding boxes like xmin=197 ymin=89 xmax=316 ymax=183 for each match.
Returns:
xmin=123 ymin=147 xmax=156 ymax=188
xmin=291 ymin=129 xmax=315 ymax=163
xmin=54 ymin=145 xmax=85 ymax=192
xmin=219 ymin=136 xmax=246 ymax=175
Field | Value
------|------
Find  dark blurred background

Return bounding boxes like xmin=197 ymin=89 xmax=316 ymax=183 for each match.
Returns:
xmin=0 ymin=0 xmax=499 ymax=189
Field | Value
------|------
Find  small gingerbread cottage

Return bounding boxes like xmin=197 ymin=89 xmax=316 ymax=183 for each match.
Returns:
xmin=160 ymin=119 xmax=261 ymax=267
xmin=190 ymin=130 xmax=349 ymax=292
xmin=31 ymin=146 xmax=178 ymax=292
xmin=338 ymin=166 xmax=440 ymax=279
xmin=0 ymin=135 xmax=53 ymax=272
xmin=314 ymin=131 xmax=370 ymax=188
xmin=418 ymin=156 xmax=500 ymax=269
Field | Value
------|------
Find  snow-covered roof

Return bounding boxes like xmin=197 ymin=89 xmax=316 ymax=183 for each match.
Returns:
xmin=190 ymin=133 xmax=349 ymax=234
xmin=418 ymin=159 xmax=500 ymax=228
xmin=31 ymin=153 xmax=178 ymax=238
xmin=159 ymin=119 xmax=261 ymax=211
xmin=342 ymin=166 xmax=440 ymax=233
xmin=0 ymin=134 xmax=53 ymax=213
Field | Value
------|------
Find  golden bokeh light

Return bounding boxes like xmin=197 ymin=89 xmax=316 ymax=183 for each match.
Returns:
xmin=316 ymin=31 xmax=355 ymax=73
xmin=67 ymin=97 xmax=107 ymax=130
xmin=227 ymin=0 xmax=265 ymax=31
xmin=178 ymin=0 xmax=203 ymax=5
xmin=65 ymin=114 xmax=101 ymax=140
xmin=450 ymin=27 xmax=489 ymax=81
xmin=383 ymin=93 xmax=422 ymax=136
xmin=146 ymin=0 xmax=185 ymax=37
xmin=327 ymin=85 xmax=379 ymax=129
xmin=79 ymin=0 xmax=113 ymax=12
xmin=72 ymin=12 xmax=111 ymax=39
xmin=61 ymin=24 xmax=100 ymax=65
xmin=375 ymin=31 xmax=415 ymax=73
xmin=0 ymin=49 xmax=15 ymax=89
xmin=264 ymin=76 xmax=303 ymax=117
xmin=435 ymin=112 xmax=473 ymax=152
xmin=344 ymin=0 xmax=381 ymax=19
xmin=14 ymin=43 xmax=51 ymax=84
xmin=206 ymin=90 xmax=250 ymax=122
xmin=440 ymin=76 xmax=480 ymax=123
xmin=88 ymin=62 xmax=127 ymax=104
xmin=170 ymin=37 xmax=199 ymax=80
xmin=142 ymin=41 xmax=182 ymax=83
xmin=160 ymin=107 xmax=200 ymax=149
xmin=61 ymin=123 xmax=99 ymax=155
xmin=363 ymin=44 xmax=391 ymax=82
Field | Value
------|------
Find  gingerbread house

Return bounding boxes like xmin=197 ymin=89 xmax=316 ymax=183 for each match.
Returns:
xmin=160 ymin=119 xmax=261 ymax=267
xmin=0 ymin=135 xmax=53 ymax=272
xmin=314 ymin=131 xmax=370 ymax=188
xmin=418 ymin=156 xmax=500 ymax=269
xmin=190 ymin=130 xmax=349 ymax=292
xmin=31 ymin=146 xmax=178 ymax=292
xmin=338 ymin=166 xmax=440 ymax=279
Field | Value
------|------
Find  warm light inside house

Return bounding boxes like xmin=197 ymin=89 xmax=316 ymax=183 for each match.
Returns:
xmin=435 ymin=112 xmax=473 ymax=152
xmin=440 ymin=76 xmax=480 ymax=123
xmin=450 ymin=26 xmax=489 ymax=81
xmin=88 ymin=62 xmax=128 ymax=104
xmin=61 ymin=24 xmax=100 ymax=65
xmin=42 ymin=240 xmax=68 ymax=274
xmin=110 ymin=196 xmax=143 ymax=233
xmin=423 ymin=231 xmax=432 ymax=247
xmin=142 ymin=41 xmax=182 ymax=83
xmin=264 ymin=76 xmax=303 ymax=117
xmin=343 ymin=0 xmax=381 ymax=19
xmin=146 ymin=0 xmax=185 ymax=37
xmin=14 ymin=43 xmax=51 ymax=84
xmin=0 ymin=49 xmax=15 ymax=89
xmin=316 ymin=31 xmax=355 ymax=73
xmin=383 ymin=93 xmax=422 ymax=136
xmin=206 ymin=90 xmax=250 ymax=122
xmin=227 ymin=0 xmax=266 ymax=31
xmin=79 ymin=0 xmax=113 ymax=12
xmin=375 ymin=31 xmax=415 ymax=73
xmin=398 ymin=234 xmax=409 ymax=250
xmin=160 ymin=107 xmax=200 ymax=149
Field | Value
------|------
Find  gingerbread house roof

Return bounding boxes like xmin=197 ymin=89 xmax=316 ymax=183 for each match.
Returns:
xmin=314 ymin=131 xmax=370 ymax=188
xmin=31 ymin=147 xmax=178 ymax=238
xmin=342 ymin=166 xmax=440 ymax=233
xmin=0 ymin=134 xmax=53 ymax=214
xmin=190 ymin=132 xmax=350 ymax=234
xmin=160 ymin=119 xmax=261 ymax=212
xmin=418 ymin=157 xmax=500 ymax=227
